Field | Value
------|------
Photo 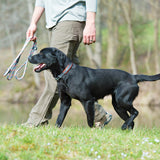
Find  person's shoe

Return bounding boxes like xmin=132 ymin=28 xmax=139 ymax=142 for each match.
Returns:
xmin=39 ymin=121 xmax=49 ymax=126
xmin=95 ymin=112 xmax=112 ymax=128
xmin=21 ymin=122 xmax=35 ymax=128
xmin=21 ymin=121 xmax=49 ymax=127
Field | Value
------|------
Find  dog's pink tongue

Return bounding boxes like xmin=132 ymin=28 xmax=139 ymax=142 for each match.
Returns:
xmin=34 ymin=63 xmax=46 ymax=71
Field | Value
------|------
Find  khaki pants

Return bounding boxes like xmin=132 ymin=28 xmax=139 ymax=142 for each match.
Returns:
xmin=26 ymin=21 xmax=106 ymax=126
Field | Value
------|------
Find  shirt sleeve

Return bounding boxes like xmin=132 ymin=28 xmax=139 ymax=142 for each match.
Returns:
xmin=86 ymin=0 xmax=97 ymax=12
xmin=35 ymin=0 xmax=45 ymax=8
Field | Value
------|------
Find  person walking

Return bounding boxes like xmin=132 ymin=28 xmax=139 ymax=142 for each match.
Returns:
xmin=23 ymin=0 xmax=112 ymax=127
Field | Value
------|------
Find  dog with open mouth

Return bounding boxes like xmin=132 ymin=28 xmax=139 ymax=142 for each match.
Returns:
xmin=29 ymin=47 xmax=160 ymax=130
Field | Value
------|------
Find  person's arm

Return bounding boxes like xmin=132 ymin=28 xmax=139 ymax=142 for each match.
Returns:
xmin=26 ymin=6 xmax=44 ymax=40
xmin=83 ymin=0 xmax=97 ymax=45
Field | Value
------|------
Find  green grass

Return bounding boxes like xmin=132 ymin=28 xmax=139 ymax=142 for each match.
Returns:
xmin=0 ymin=125 xmax=160 ymax=160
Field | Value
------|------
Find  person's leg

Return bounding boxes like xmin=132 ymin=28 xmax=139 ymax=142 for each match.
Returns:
xmin=44 ymin=21 xmax=85 ymax=122
xmin=26 ymin=70 xmax=58 ymax=126
xmin=94 ymin=102 xmax=112 ymax=128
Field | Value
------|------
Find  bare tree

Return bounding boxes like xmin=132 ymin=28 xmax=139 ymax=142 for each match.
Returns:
xmin=4 ymin=23 xmax=16 ymax=56
xmin=0 ymin=1 xmax=21 ymax=56
xmin=145 ymin=43 xmax=151 ymax=74
xmin=151 ymin=0 xmax=160 ymax=73
xmin=104 ymin=0 xmax=119 ymax=68
xmin=119 ymin=0 xmax=137 ymax=74
xmin=0 ymin=0 xmax=28 ymax=49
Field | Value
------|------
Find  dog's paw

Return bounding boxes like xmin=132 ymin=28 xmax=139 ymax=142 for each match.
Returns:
xmin=121 ymin=123 xmax=127 ymax=130
xmin=121 ymin=122 xmax=134 ymax=130
xmin=55 ymin=123 xmax=61 ymax=128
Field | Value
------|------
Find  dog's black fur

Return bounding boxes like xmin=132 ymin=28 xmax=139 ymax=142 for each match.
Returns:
xmin=28 ymin=47 xmax=160 ymax=130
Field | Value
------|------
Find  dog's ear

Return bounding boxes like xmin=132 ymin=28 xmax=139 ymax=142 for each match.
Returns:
xmin=51 ymin=48 xmax=57 ymax=56
xmin=51 ymin=47 xmax=71 ymax=67
xmin=52 ymin=48 xmax=66 ymax=62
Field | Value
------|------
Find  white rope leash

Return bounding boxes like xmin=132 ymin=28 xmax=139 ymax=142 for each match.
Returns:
xmin=3 ymin=38 xmax=37 ymax=80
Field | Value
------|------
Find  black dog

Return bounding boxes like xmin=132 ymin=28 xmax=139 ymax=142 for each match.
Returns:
xmin=28 ymin=47 xmax=160 ymax=130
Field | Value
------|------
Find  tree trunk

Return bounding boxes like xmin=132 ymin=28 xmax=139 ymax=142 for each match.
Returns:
xmin=120 ymin=0 xmax=137 ymax=74
xmin=94 ymin=0 xmax=102 ymax=68
xmin=153 ymin=0 xmax=160 ymax=73
xmin=145 ymin=44 xmax=151 ymax=74
xmin=4 ymin=24 xmax=16 ymax=57
xmin=106 ymin=0 xmax=118 ymax=68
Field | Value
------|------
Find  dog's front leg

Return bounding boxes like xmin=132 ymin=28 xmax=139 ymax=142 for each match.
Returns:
xmin=82 ymin=99 xmax=95 ymax=128
xmin=55 ymin=103 xmax=70 ymax=128
xmin=55 ymin=95 xmax=71 ymax=128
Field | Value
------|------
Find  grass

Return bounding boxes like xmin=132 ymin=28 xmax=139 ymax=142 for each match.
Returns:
xmin=0 ymin=125 xmax=160 ymax=160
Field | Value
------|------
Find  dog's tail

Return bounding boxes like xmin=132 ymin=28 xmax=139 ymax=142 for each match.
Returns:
xmin=135 ymin=74 xmax=160 ymax=83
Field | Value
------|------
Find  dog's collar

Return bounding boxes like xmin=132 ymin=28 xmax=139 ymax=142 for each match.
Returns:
xmin=55 ymin=63 xmax=73 ymax=81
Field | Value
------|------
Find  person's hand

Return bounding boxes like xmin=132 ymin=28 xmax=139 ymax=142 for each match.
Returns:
xmin=83 ymin=22 xmax=96 ymax=45
xmin=26 ymin=23 xmax=37 ymax=41
xmin=83 ymin=12 xmax=96 ymax=45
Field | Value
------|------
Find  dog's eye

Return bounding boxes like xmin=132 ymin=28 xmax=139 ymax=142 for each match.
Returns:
xmin=39 ymin=52 xmax=46 ymax=58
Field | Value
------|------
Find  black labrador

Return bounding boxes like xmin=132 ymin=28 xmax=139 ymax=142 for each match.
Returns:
xmin=28 ymin=47 xmax=160 ymax=130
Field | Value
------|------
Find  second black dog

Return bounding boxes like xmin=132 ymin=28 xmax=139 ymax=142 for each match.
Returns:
xmin=28 ymin=47 xmax=160 ymax=130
